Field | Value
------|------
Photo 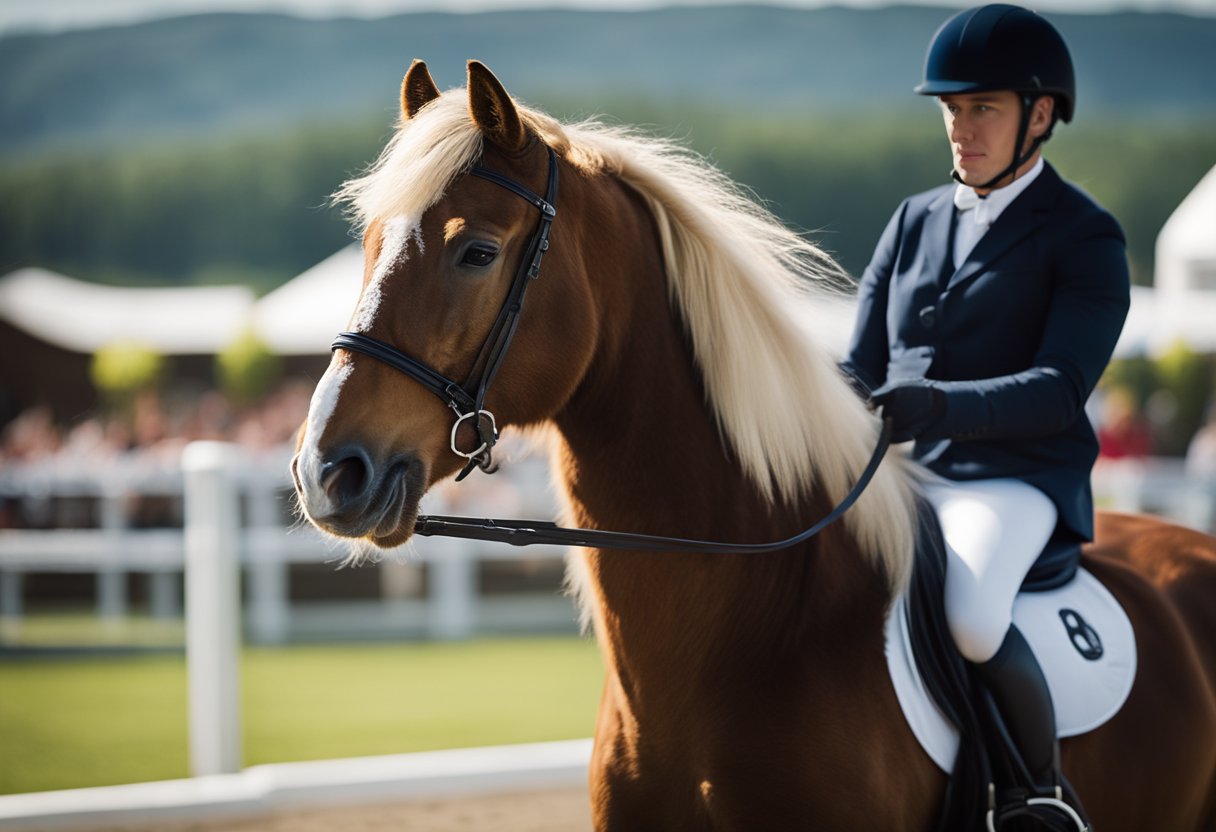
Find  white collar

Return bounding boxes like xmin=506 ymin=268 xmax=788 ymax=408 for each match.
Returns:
xmin=953 ymin=156 xmax=1045 ymax=227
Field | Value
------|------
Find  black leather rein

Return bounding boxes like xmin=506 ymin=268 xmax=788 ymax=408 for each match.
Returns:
xmin=413 ymin=419 xmax=893 ymax=553
xmin=332 ymin=146 xmax=894 ymax=554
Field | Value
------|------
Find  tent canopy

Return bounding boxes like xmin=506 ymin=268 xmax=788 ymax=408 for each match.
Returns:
xmin=0 ymin=268 xmax=253 ymax=354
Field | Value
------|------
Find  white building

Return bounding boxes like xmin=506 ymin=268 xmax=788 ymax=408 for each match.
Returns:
xmin=252 ymin=246 xmax=361 ymax=355
xmin=1116 ymin=163 xmax=1216 ymax=357
xmin=0 ymin=267 xmax=254 ymax=355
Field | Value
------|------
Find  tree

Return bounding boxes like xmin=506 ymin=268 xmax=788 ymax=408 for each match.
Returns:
xmin=216 ymin=329 xmax=282 ymax=407
xmin=90 ymin=341 xmax=165 ymax=408
xmin=1153 ymin=341 xmax=1216 ymax=456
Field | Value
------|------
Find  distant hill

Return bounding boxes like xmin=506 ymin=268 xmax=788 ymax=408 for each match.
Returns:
xmin=2 ymin=5 xmax=1215 ymax=157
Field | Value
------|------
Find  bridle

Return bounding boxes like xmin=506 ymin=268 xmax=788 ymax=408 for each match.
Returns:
xmin=333 ymin=146 xmax=559 ymax=482
xmin=333 ymin=144 xmax=894 ymax=554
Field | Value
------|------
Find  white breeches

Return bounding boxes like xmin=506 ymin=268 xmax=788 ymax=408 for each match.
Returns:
xmin=922 ymin=478 xmax=1058 ymax=663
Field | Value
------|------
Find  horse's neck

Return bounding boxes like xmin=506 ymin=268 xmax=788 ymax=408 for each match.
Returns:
xmin=552 ymin=174 xmax=891 ymax=689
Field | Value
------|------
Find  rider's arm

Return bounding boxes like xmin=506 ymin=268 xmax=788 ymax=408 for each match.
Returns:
xmin=919 ymin=212 xmax=1130 ymax=442
xmin=840 ymin=202 xmax=907 ymax=396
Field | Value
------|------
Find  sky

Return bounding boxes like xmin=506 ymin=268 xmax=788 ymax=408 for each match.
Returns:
xmin=2 ymin=0 xmax=1213 ymax=35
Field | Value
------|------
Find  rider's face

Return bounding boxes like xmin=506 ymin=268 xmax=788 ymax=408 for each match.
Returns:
xmin=939 ymin=91 xmax=1051 ymax=193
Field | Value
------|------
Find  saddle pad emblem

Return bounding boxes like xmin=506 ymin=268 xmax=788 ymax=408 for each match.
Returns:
xmin=1059 ymin=608 xmax=1103 ymax=661
xmin=885 ymin=567 xmax=1137 ymax=773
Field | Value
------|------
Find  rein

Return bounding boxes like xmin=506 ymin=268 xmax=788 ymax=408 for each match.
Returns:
xmin=333 ymin=145 xmax=894 ymax=553
xmin=413 ymin=419 xmax=893 ymax=553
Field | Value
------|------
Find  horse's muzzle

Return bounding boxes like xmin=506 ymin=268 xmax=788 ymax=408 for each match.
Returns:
xmin=292 ymin=446 xmax=425 ymax=545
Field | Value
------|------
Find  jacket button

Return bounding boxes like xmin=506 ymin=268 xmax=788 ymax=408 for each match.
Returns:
xmin=919 ymin=305 xmax=937 ymax=328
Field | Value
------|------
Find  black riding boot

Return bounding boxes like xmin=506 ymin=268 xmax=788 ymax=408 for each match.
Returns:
xmin=975 ymin=627 xmax=1092 ymax=831
xmin=975 ymin=626 xmax=1058 ymax=791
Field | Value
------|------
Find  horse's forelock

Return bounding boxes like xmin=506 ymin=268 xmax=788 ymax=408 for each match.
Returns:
xmin=332 ymin=92 xmax=484 ymax=229
xmin=333 ymin=91 xmax=587 ymax=231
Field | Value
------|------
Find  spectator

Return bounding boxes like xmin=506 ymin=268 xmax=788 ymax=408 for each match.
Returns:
xmin=0 ymin=406 xmax=60 ymax=462
xmin=1185 ymin=402 xmax=1216 ymax=479
xmin=1097 ymin=387 xmax=1152 ymax=461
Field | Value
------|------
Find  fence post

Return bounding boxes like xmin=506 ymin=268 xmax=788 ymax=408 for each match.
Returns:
xmin=148 ymin=571 xmax=180 ymax=620
xmin=427 ymin=537 xmax=475 ymax=640
xmin=0 ymin=571 xmax=22 ymax=621
xmin=182 ymin=441 xmax=242 ymax=777
xmin=246 ymin=481 xmax=289 ymax=645
xmin=98 ymin=489 xmax=129 ymax=625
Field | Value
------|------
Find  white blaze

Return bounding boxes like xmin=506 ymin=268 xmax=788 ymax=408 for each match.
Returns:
xmin=351 ymin=214 xmax=421 ymax=332
xmin=297 ymin=214 xmax=420 ymax=522
xmin=297 ymin=359 xmax=353 ymax=518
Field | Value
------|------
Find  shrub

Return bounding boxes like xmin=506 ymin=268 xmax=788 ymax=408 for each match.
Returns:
xmin=216 ymin=329 xmax=282 ymax=407
xmin=90 ymin=341 xmax=165 ymax=406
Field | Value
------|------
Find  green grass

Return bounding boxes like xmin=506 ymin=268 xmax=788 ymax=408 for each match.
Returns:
xmin=0 ymin=611 xmax=185 ymax=649
xmin=0 ymin=637 xmax=604 ymax=796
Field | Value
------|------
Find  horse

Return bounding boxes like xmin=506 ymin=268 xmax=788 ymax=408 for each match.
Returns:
xmin=292 ymin=59 xmax=1216 ymax=830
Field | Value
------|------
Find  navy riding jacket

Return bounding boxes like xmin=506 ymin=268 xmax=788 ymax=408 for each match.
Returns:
xmin=841 ymin=162 xmax=1130 ymax=585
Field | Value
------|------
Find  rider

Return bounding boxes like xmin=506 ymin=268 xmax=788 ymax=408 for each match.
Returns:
xmin=841 ymin=2 xmax=1130 ymax=821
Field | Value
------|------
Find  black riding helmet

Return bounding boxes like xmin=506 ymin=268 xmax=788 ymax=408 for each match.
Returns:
xmin=916 ymin=4 xmax=1075 ymax=189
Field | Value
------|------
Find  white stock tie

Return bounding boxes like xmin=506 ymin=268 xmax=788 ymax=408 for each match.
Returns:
xmin=954 ymin=186 xmax=992 ymax=227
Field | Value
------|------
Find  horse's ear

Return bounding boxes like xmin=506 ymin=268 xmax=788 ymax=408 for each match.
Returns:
xmin=466 ymin=61 xmax=527 ymax=151
xmin=401 ymin=59 xmax=440 ymax=120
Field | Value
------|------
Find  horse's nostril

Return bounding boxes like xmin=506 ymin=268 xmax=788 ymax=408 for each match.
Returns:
xmin=320 ymin=451 xmax=372 ymax=507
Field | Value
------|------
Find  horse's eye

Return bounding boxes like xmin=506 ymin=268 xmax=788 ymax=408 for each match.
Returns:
xmin=460 ymin=243 xmax=499 ymax=268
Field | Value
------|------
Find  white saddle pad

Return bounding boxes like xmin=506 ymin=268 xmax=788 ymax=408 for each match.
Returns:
xmin=884 ymin=567 xmax=1137 ymax=773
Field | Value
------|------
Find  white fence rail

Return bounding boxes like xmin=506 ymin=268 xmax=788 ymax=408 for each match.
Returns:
xmin=2 ymin=450 xmax=1213 ymax=646
xmin=2 ymin=447 xmax=1216 ymax=637
xmin=0 ymin=442 xmax=574 ymax=644
xmin=1091 ymin=457 xmax=1216 ymax=531
xmin=0 ymin=739 xmax=593 ymax=831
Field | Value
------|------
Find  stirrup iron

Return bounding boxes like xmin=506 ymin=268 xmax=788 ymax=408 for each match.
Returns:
xmin=986 ymin=784 xmax=1090 ymax=832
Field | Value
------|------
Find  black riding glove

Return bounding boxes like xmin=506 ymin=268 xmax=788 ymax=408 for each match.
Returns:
xmin=870 ymin=381 xmax=947 ymax=443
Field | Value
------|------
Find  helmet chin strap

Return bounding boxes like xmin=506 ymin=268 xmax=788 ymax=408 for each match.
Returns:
xmin=952 ymin=94 xmax=1050 ymax=192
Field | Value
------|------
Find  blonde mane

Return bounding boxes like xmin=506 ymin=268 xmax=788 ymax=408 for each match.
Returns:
xmin=335 ymin=90 xmax=918 ymax=592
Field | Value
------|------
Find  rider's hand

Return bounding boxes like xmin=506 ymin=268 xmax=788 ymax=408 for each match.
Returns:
xmin=870 ymin=382 xmax=947 ymax=443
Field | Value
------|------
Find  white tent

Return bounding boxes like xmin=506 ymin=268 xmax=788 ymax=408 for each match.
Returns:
xmin=1114 ymin=164 xmax=1216 ymax=357
xmin=1156 ymin=163 xmax=1216 ymax=298
xmin=0 ymin=250 xmax=365 ymax=360
xmin=253 ymin=246 xmax=363 ymax=356
xmin=0 ymin=267 xmax=253 ymax=354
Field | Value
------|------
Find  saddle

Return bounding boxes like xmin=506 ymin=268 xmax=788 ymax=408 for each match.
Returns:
xmin=886 ymin=499 xmax=1136 ymax=831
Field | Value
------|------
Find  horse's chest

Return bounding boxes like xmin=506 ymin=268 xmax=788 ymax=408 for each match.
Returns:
xmin=590 ymin=710 xmax=938 ymax=832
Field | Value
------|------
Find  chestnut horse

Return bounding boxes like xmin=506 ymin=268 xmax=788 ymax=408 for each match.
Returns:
xmin=293 ymin=60 xmax=1216 ymax=830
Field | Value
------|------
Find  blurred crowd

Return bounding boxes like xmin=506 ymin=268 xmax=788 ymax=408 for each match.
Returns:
xmin=6 ymin=381 xmax=1216 ymax=477
xmin=0 ymin=383 xmax=314 ymax=530
xmin=0 ymin=381 xmax=556 ymax=533
xmin=3 ymin=378 xmax=1215 ymax=533
xmin=0 ymin=382 xmax=314 ymax=471
xmin=1183 ymin=413 xmax=1216 ymax=478
xmin=1094 ymin=387 xmax=1216 ymax=477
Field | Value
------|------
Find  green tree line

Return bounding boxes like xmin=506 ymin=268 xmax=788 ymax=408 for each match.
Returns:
xmin=2 ymin=102 xmax=1212 ymax=291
